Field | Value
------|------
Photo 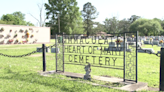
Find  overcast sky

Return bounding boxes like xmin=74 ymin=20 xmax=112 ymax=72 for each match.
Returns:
xmin=0 ymin=0 xmax=164 ymax=26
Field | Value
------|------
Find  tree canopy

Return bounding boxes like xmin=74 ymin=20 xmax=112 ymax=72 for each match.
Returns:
xmin=129 ymin=18 xmax=164 ymax=36
xmin=1 ymin=1 xmax=164 ymax=36
xmin=45 ymin=0 xmax=84 ymax=35
xmin=81 ymin=2 xmax=98 ymax=36
xmin=104 ymin=17 xmax=119 ymax=34
xmin=0 ymin=11 xmax=34 ymax=26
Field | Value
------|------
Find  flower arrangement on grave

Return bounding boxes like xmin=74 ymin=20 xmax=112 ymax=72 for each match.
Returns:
xmin=22 ymin=40 xmax=27 ymax=44
xmin=0 ymin=27 xmax=4 ymax=31
xmin=9 ymin=39 xmax=13 ymax=42
xmin=33 ymin=39 xmax=38 ymax=43
xmin=26 ymin=32 xmax=29 ymax=38
xmin=16 ymin=39 xmax=19 ymax=42
xmin=31 ymin=34 xmax=34 ymax=37
xmin=115 ymin=39 xmax=123 ymax=44
xmin=14 ymin=34 xmax=17 ymax=38
xmin=159 ymin=40 xmax=163 ymax=44
xmin=20 ymin=29 xmax=24 ymax=32
xmin=29 ymin=28 xmax=33 ymax=30
xmin=25 ymin=30 xmax=28 ymax=32
xmin=46 ymin=44 xmax=50 ymax=47
xmin=150 ymin=38 xmax=153 ymax=42
xmin=26 ymin=38 xmax=29 ymax=42
xmin=132 ymin=35 xmax=134 ymax=38
xmin=1 ymin=40 xmax=4 ymax=44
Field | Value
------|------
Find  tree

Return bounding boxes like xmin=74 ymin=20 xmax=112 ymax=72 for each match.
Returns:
xmin=12 ymin=11 xmax=27 ymax=25
xmin=0 ymin=20 xmax=14 ymax=24
xmin=45 ymin=0 xmax=84 ymax=34
xmin=13 ymin=11 xmax=25 ymax=21
xmin=25 ymin=22 xmax=34 ymax=26
xmin=81 ymin=2 xmax=98 ymax=36
xmin=128 ymin=15 xmax=141 ymax=23
xmin=0 ymin=12 xmax=34 ymax=26
xmin=92 ymin=22 xmax=105 ymax=34
xmin=118 ymin=18 xmax=130 ymax=33
xmin=104 ymin=17 xmax=119 ymax=34
xmin=103 ymin=18 xmax=110 ymax=33
xmin=129 ymin=18 xmax=163 ymax=36
xmin=1 ymin=14 xmax=21 ymax=25
xmin=29 ymin=2 xmax=47 ymax=27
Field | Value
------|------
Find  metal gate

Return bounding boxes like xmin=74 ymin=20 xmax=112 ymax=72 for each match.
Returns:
xmin=55 ymin=31 xmax=138 ymax=83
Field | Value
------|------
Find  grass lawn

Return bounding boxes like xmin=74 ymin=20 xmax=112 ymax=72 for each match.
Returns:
xmin=0 ymin=39 xmax=161 ymax=91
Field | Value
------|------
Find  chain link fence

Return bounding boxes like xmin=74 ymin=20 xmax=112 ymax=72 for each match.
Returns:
xmin=0 ymin=44 xmax=56 ymax=58
xmin=0 ymin=43 xmax=160 ymax=58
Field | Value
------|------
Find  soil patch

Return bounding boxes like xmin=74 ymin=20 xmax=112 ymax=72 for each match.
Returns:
xmin=147 ymin=87 xmax=159 ymax=91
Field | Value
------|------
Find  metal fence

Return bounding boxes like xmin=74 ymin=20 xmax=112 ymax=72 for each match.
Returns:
xmin=55 ymin=32 xmax=139 ymax=83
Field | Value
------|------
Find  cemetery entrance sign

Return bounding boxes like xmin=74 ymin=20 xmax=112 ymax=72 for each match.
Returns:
xmin=55 ymin=32 xmax=138 ymax=83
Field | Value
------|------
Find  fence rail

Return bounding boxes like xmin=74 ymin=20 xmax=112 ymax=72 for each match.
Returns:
xmin=0 ymin=44 xmax=56 ymax=58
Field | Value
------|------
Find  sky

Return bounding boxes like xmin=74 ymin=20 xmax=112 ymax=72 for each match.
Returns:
xmin=0 ymin=0 xmax=164 ymax=26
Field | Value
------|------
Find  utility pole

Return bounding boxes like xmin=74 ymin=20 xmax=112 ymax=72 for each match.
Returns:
xmin=58 ymin=14 xmax=60 ymax=34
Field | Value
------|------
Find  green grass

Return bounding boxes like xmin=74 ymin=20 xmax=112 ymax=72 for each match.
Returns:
xmin=0 ymin=40 xmax=161 ymax=91
xmin=0 ymin=43 xmax=126 ymax=92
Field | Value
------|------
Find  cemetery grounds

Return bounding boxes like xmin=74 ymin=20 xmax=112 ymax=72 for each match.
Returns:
xmin=0 ymin=39 xmax=160 ymax=92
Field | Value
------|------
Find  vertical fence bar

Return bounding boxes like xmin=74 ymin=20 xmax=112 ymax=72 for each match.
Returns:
xmin=42 ymin=44 xmax=46 ymax=72
xmin=62 ymin=32 xmax=64 ymax=72
xmin=136 ymin=31 xmax=138 ymax=83
xmin=123 ymin=33 xmax=126 ymax=82
xmin=160 ymin=48 xmax=164 ymax=91
xmin=55 ymin=34 xmax=58 ymax=72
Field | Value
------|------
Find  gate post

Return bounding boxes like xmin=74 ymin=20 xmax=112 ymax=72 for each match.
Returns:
xmin=123 ymin=32 xmax=126 ymax=82
xmin=42 ymin=44 xmax=46 ymax=72
xmin=136 ymin=31 xmax=138 ymax=83
xmin=62 ymin=32 xmax=65 ymax=72
xmin=160 ymin=48 xmax=164 ymax=91
xmin=55 ymin=34 xmax=58 ymax=72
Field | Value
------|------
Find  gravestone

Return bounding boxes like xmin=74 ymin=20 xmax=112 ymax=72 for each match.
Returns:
xmin=120 ymin=42 xmax=129 ymax=51
xmin=51 ymin=48 xmax=60 ymax=53
xmin=37 ymin=47 xmax=50 ymax=52
xmin=146 ymin=38 xmax=150 ymax=40
xmin=127 ymin=42 xmax=135 ymax=45
xmin=127 ymin=37 xmax=132 ymax=42
xmin=144 ymin=40 xmax=150 ymax=44
xmin=161 ymin=44 xmax=164 ymax=48
xmin=108 ymin=42 xmax=117 ymax=51
xmin=95 ymin=36 xmax=99 ymax=40
xmin=155 ymin=36 xmax=160 ymax=40
xmin=153 ymin=40 xmax=159 ymax=45
xmin=142 ymin=37 xmax=146 ymax=41
xmin=149 ymin=38 xmax=153 ymax=45
xmin=133 ymin=37 xmax=139 ymax=42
